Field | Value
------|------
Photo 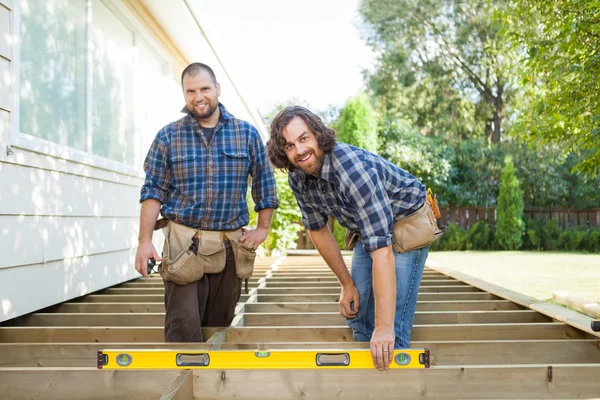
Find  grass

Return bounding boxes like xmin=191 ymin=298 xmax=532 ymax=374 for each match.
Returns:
xmin=426 ymin=251 xmax=600 ymax=304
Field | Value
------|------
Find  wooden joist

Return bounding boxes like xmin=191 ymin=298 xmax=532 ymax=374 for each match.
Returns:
xmin=1 ymin=256 xmax=600 ymax=399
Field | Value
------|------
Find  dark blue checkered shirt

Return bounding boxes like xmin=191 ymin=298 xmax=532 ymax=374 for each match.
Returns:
xmin=288 ymin=142 xmax=425 ymax=252
xmin=140 ymin=103 xmax=279 ymax=230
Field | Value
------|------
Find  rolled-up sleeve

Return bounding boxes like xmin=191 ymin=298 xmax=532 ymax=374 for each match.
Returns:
xmin=140 ymin=131 xmax=170 ymax=204
xmin=345 ymin=167 xmax=394 ymax=253
xmin=250 ymin=129 xmax=279 ymax=211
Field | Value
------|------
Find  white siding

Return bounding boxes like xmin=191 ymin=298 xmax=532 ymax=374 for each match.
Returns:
xmin=0 ymin=57 xmax=10 ymax=111
xmin=0 ymin=249 xmax=137 ymax=321
xmin=1 ymin=0 xmax=258 ymax=323
xmin=0 ymin=2 xmax=10 ymax=59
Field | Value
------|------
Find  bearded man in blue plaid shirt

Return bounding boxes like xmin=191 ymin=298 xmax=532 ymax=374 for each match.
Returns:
xmin=135 ymin=63 xmax=279 ymax=342
xmin=267 ymin=106 xmax=430 ymax=370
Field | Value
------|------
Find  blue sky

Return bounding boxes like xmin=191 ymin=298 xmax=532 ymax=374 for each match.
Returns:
xmin=194 ymin=0 xmax=375 ymax=114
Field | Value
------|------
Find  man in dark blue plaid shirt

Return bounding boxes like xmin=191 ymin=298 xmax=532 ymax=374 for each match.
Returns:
xmin=267 ymin=106 xmax=429 ymax=370
xmin=135 ymin=63 xmax=278 ymax=342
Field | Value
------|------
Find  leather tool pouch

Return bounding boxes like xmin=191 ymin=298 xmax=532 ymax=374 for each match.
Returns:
xmin=393 ymin=199 xmax=444 ymax=253
xmin=224 ymin=229 xmax=257 ymax=280
xmin=344 ymin=192 xmax=445 ymax=254
xmin=159 ymin=222 xmax=225 ymax=285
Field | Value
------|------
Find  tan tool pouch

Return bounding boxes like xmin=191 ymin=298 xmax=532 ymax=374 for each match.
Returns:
xmin=159 ymin=222 xmax=205 ymax=285
xmin=159 ymin=222 xmax=225 ymax=285
xmin=225 ymin=229 xmax=257 ymax=280
xmin=393 ymin=199 xmax=444 ymax=253
xmin=344 ymin=194 xmax=445 ymax=253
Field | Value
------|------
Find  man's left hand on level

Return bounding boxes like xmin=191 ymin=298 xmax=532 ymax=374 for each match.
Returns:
xmin=239 ymin=227 xmax=268 ymax=251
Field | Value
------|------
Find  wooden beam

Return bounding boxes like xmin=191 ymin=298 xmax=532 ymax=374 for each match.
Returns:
xmin=553 ymin=291 xmax=600 ymax=319
xmin=159 ymin=370 xmax=194 ymax=400
xmin=0 ymin=343 xmax=216 ymax=368
xmin=243 ymin=300 xmax=524 ymax=313
xmin=0 ymin=369 xmax=190 ymax=400
xmin=52 ymin=302 xmax=165 ymax=313
xmin=427 ymin=263 xmax=600 ymax=338
xmin=4 ymin=340 xmax=598 ymax=367
xmin=0 ymin=327 xmax=217 ymax=343
xmin=225 ymin=323 xmax=585 ymax=343
xmin=190 ymin=365 xmax=600 ymax=399
xmin=252 ymin=293 xmax=500 ymax=303
xmin=241 ymin=310 xmax=550 ymax=327
xmin=9 ymin=313 xmax=165 ymax=327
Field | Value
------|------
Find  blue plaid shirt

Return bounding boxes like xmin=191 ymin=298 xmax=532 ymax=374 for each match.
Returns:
xmin=140 ymin=103 xmax=279 ymax=230
xmin=289 ymin=142 xmax=425 ymax=253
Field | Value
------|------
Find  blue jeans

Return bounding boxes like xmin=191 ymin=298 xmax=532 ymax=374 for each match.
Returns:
xmin=346 ymin=240 xmax=429 ymax=348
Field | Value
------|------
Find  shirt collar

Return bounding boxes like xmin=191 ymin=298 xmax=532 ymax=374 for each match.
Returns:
xmin=301 ymin=151 xmax=335 ymax=188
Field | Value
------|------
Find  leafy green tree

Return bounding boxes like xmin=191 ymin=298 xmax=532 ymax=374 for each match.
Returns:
xmin=335 ymin=92 xmax=378 ymax=152
xmin=504 ymin=0 xmax=600 ymax=176
xmin=360 ymin=0 xmax=515 ymax=143
xmin=495 ymin=157 xmax=525 ymax=250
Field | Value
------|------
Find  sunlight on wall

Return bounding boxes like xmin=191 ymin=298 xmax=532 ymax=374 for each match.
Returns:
xmin=1 ymin=299 xmax=12 ymax=316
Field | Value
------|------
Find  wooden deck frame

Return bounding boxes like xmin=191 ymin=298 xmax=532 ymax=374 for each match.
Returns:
xmin=1 ymin=256 xmax=600 ymax=399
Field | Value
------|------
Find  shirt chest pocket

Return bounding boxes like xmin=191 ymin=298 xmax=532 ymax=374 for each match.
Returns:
xmin=170 ymin=154 xmax=199 ymax=183
xmin=221 ymin=148 xmax=250 ymax=174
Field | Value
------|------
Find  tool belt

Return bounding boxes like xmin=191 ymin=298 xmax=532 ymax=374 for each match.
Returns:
xmin=157 ymin=220 xmax=256 ymax=286
xmin=345 ymin=189 xmax=445 ymax=253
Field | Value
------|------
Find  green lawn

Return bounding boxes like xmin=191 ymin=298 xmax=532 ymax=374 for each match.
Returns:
xmin=426 ymin=251 xmax=600 ymax=303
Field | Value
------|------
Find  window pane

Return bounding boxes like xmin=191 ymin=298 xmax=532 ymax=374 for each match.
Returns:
xmin=19 ymin=0 xmax=86 ymax=150
xmin=91 ymin=1 xmax=134 ymax=165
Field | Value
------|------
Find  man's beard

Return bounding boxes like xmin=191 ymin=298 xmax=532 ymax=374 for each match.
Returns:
xmin=189 ymin=103 xmax=218 ymax=119
xmin=294 ymin=150 xmax=325 ymax=177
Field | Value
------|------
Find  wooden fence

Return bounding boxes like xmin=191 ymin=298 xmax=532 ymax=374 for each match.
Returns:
xmin=440 ymin=206 xmax=600 ymax=230
xmin=295 ymin=207 xmax=600 ymax=250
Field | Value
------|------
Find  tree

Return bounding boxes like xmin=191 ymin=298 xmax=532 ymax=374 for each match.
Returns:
xmin=504 ymin=0 xmax=600 ymax=176
xmin=495 ymin=157 xmax=525 ymax=250
xmin=334 ymin=92 xmax=378 ymax=153
xmin=359 ymin=0 xmax=515 ymax=143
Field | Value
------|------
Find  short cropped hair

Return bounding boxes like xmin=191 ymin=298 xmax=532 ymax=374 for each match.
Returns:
xmin=181 ymin=63 xmax=217 ymax=86
xmin=266 ymin=106 xmax=336 ymax=172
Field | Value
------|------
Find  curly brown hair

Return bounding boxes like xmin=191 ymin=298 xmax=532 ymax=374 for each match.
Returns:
xmin=266 ymin=106 xmax=336 ymax=172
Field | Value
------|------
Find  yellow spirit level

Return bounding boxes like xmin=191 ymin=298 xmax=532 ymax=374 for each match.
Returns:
xmin=98 ymin=348 xmax=430 ymax=369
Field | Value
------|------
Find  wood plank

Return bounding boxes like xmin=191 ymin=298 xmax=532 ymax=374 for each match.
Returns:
xmin=191 ymin=365 xmax=600 ymax=399
xmin=241 ymin=310 xmax=550 ymax=327
xmin=51 ymin=302 xmax=165 ymax=313
xmin=9 ymin=313 xmax=165 ymax=327
xmin=159 ymin=370 xmax=194 ymax=400
xmin=0 ymin=369 xmax=189 ymax=400
xmin=74 ymin=294 xmax=165 ymax=303
xmin=2 ymin=340 xmax=599 ymax=368
xmin=253 ymin=293 xmax=500 ymax=303
xmin=553 ymin=290 xmax=600 ymax=319
xmin=0 ymin=343 xmax=219 ymax=367
xmin=225 ymin=323 xmax=585 ymax=343
xmin=99 ymin=286 xmax=483 ymax=295
xmin=0 ymin=326 xmax=215 ymax=342
xmin=427 ymin=262 xmax=600 ymax=338
xmin=243 ymin=300 xmax=523 ymax=313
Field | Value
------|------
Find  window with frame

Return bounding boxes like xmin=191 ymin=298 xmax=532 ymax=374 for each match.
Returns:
xmin=19 ymin=0 xmax=176 ymax=169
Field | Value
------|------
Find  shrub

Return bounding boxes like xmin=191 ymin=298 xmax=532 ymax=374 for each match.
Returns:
xmin=467 ymin=220 xmax=494 ymax=250
xmin=495 ymin=157 xmax=525 ymax=250
xmin=431 ymin=223 xmax=468 ymax=251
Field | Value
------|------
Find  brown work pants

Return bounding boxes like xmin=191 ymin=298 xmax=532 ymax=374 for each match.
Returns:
xmin=163 ymin=246 xmax=241 ymax=342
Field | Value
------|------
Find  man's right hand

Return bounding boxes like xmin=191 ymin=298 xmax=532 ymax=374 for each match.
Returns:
xmin=135 ymin=240 xmax=162 ymax=278
xmin=339 ymin=282 xmax=359 ymax=318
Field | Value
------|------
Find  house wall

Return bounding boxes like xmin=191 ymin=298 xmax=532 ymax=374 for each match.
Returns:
xmin=0 ymin=0 xmax=255 ymax=322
